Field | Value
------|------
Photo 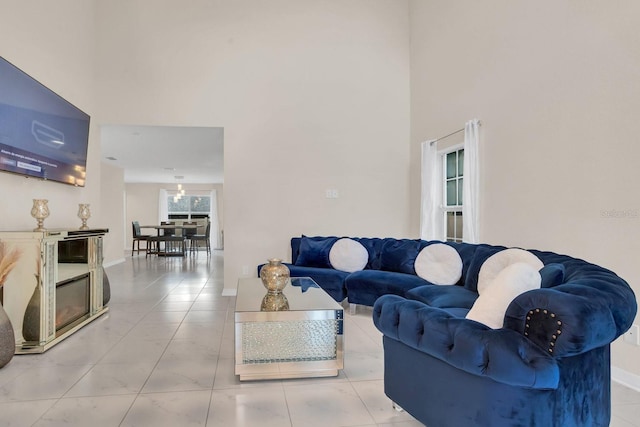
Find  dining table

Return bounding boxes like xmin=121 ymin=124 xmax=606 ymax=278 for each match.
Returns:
xmin=140 ymin=224 xmax=199 ymax=256
xmin=140 ymin=224 xmax=199 ymax=235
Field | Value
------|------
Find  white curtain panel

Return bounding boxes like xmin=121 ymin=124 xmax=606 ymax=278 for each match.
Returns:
xmin=420 ymin=139 xmax=443 ymax=240
xmin=158 ymin=188 xmax=169 ymax=223
xmin=462 ymin=119 xmax=480 ymax=243
xmin=209 ymin=189 xmax=221 ymax=249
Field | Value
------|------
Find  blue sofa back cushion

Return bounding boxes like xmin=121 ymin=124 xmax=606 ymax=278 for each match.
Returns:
xmin=294 ymin=236 xmax=338 ymax=268
xmin=452 ymin=243 xmax=506 ymax=292
xmin=539 ymin=263 xmax=566 ymax=288
xmin=291 ymin=238 xmax=302 ymax=264
xmin=379 ymin=238 xmax=421 ymax=275
xmin=354 ymin=237 xmax=386 ymax=270
xmin=438 ymin=241 xmax=484 ymax=288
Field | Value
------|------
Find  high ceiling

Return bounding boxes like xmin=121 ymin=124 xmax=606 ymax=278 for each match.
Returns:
xmin=100 ymin=125 xmax=224 ymax=184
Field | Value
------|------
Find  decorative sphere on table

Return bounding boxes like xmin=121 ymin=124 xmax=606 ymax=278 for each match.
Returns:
xmin=259 ymin=258 xmax=290 ymax=294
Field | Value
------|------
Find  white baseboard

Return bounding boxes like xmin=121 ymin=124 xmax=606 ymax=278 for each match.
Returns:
xmin=612 ymin=366 xmax=640 ymax=392
xmin=222 ymin=288 xmax=237 ymax=297
xmin=103 ymin=258 xmax=125 ymax=268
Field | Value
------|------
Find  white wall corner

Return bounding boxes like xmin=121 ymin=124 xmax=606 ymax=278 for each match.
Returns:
xmin=222 ymin=288 xmax=237 ymax=297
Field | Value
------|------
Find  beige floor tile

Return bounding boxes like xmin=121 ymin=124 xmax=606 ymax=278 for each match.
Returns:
xmin=0 ymin=251 xmax=636 ymax=427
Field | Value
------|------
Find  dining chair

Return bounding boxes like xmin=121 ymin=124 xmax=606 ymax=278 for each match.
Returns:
xmin=146 ymin=234 xmax=160 ymax=257
xmin=161 ymin=221 xmax=176 ymax=236
xmin=190 ymin=221 xmax=211 ymax=255
xmin=131 ymin=221 xmax=151 ymax=256
xmin=158 ymin=221 xmax=186 ymax=255
xmin=182 ymin=221 xmax=198 ymax=251
xmin=158 ymin=221 xmax=174 ymax=252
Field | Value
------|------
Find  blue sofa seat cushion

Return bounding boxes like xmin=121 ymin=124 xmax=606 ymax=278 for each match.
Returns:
xmin=286 ymin=264 xmax=348 ymax=302
xmin=344 ymin=269 xmax=430 ymax=307
xmin=442 ymin=307 xmax=471 ymax=318
xmin=406 ymin=285 xmax=478 ymax=310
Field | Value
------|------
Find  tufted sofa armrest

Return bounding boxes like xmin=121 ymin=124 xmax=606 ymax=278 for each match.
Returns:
xmin=373 ymin=295 xmax=559 ymax=389
xmin=504 ymin=281 xmax=637 ymax=358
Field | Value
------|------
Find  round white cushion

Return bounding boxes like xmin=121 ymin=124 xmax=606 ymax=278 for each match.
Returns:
xmin=466 ymin=262 xmax=542 ymax=329
xmin=414 ymin=243 xmax=463 ymax=285
xmin=329 ymin=238 xmax=368 ymax=273
xmin=477 ymin=248 xmax=543 ymax=295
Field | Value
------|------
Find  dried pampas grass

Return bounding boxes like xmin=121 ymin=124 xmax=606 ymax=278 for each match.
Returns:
xmin=0 ymin=241 xmax=22 ymax=287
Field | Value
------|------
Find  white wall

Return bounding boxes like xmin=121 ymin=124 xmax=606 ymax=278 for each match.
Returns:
xmin=409 ymin=0 xmax=640 ymax=376
xmin=94 ymin=0 xmax=412 ymax=289
xmin=0 ymin=1 xmax=101 ymax=234
xmin=100 ymin=162 xmax=125 ymax=265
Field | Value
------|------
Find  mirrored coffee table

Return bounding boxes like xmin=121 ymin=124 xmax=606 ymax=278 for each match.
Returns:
xmin=235 ymin=277 xmax=344 ymax=381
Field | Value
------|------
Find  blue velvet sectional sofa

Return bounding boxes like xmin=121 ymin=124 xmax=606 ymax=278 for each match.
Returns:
xmin=263 ymin=236 xmax=453 ymax=306
xmin=259 ymin=236 xmax=637 ymax=426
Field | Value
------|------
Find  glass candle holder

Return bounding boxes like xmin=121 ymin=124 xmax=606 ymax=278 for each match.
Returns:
xmin=77 ymin=203 xmax=91 ymax=230
xmin=30 ymin=199 xmax=50 ymax=231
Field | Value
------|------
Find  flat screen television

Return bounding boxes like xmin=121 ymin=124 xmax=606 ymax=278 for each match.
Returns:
xmin=0 ymin=56 xmax=90 ymax=186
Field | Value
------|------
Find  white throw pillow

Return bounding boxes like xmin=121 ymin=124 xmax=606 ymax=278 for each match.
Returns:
xmin=414 ymin=243 xmax=463 ymax=285
xmin=466 ymin=262 xmax=542 ymax=329
xmin=477 ymin=248 xmax=543 ymax=295
xmin=329 ymin=238 xmax=369 ymax=273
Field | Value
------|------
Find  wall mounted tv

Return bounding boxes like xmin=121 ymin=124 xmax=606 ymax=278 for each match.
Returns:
xmin=0 ymin=57 xmax=90 ymax=186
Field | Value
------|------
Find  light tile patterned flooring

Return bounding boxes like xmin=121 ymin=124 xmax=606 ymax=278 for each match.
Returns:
xmin=0 ymin=251 xmax=637 ymax=426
